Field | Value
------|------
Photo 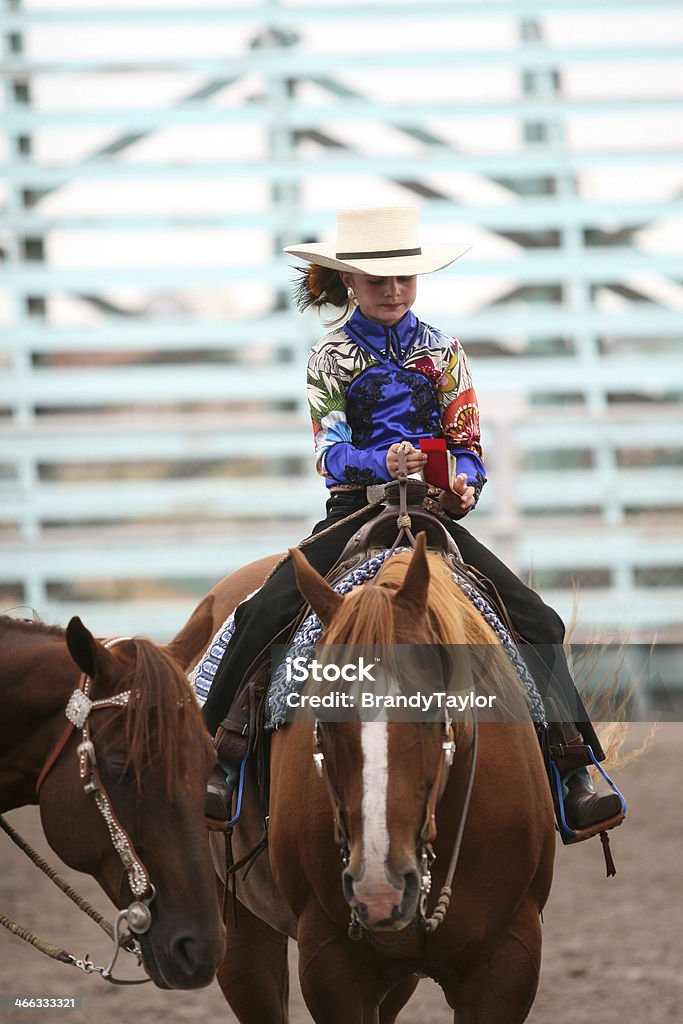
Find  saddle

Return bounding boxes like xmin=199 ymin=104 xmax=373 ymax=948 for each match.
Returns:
xmin=336 ymin=479 xmax=463 ymax=566
xmin=331 ymin=480 xmax=517 ymax=636
xmin=213 ymin=481 xmax=512 ymax=773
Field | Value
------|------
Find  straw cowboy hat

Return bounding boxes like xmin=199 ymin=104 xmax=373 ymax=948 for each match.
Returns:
xmin=284 ymin=205 xmax=470 ymax=277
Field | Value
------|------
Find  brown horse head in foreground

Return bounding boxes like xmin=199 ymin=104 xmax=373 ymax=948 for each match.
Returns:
xmin=0 ymin=599 xmax=225 ymax=989
xmin=206 ymin=535 xmax=556 ymax=1023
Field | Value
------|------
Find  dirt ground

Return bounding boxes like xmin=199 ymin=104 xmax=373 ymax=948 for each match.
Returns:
xmin=0 ymin=723 xmax=680 ymax=1024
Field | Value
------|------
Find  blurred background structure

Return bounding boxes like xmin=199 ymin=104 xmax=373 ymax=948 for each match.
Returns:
xmin=2 ymin=0 xmax=682 ymax=644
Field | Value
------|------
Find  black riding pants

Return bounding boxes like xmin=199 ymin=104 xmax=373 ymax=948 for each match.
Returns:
xmin=201 ymin=491 xmax=603 ymax=758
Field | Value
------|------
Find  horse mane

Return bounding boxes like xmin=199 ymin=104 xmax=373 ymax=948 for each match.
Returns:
xmin=114 ymin=638 xmax=211 ymax=797
xmin=0 ymin=616 xmax=211 ymax=795
xmin=322 ymin=551 xmax=530 ymax=715
xmin=0 ymin=615 xmax=65 ymax=638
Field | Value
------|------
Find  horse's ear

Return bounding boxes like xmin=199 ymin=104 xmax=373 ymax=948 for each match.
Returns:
xmin=289 ymin=547 xmax=343 ymax=627
xmin=65 ymin=616 xmax=117 ymax=681
xmin=393 ymin=532 xmax=431 ymax=614
xmin=164 ymin=594 xmax=215 ymax=670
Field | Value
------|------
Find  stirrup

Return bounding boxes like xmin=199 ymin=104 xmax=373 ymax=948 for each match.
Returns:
xmin=205 ymin=765 xmax=233 ymax=832
xmin=551 ymin=747 xmax=626 ymax=846
xmin=205 ymin=754 xmax=249 ymax=833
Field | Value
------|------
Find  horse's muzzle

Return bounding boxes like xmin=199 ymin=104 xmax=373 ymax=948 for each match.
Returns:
xmin=140 ymin=922 xmax=226 ymax=989
xmin=342 ymin=863 xmax=420 ymax=931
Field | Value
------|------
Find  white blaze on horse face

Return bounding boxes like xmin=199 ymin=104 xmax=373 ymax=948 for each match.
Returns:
xmin=356 ymin=722 xmax=401 ymax=921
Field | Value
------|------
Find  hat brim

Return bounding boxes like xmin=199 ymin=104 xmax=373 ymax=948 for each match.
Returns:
xmin=282 ymin=242 xmax=471 ymax=276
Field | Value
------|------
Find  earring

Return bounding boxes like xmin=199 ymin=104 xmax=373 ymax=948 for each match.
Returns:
xmin=347 ymin=286 xmax=356 ymax=302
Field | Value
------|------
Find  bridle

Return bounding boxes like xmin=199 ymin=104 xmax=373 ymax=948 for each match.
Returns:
xmin=33 ymin=636 xmax=156 ymax=983
xmin=312 ymin=708 xmax=478 ymax=941
xmin=310 ymin=453 xmax=479 ymax=941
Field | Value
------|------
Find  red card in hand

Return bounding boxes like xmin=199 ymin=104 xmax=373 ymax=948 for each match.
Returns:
xmin=419 ymin=438 xmax=459 ymax=492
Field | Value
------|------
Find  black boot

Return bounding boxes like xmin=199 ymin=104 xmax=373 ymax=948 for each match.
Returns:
xmin=203 ymin=656 xmax=275 ymax=826
xmin=205 ymin=764 xmax=234 ymax=824
xmin=546 ymin=720 xmax=625 ymax=838
xmin=204 ymin=765 xmax=236 ymax=827
xmin=204 ymin=704 xmax=251 ymax=825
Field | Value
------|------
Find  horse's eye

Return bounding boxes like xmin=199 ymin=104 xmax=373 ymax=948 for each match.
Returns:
xmin=103 ymin=758 xmax=134 ymax=783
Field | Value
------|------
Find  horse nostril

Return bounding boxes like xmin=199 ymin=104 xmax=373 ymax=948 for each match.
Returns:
xmin=168 ymin=935 xmax=216 ymax=986
xmin=342 ymin=868 xmax=357 ymax=905
xmin=171 ymin=934 xmax=194 ymax=970
xmin=401 ymin=868 xmax=420 ymax=913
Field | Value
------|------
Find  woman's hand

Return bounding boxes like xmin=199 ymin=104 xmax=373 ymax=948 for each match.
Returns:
xmin=439 ymin=473 xmax=475 ymax=516
xmin=386 ymin=442 xmax=428 ymax=479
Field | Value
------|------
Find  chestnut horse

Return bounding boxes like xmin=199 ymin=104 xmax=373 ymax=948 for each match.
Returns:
xmin=0 ymin=601 xmax=226 ymax=989
xmin=199 ymin=536 xmax=556 ymax=1023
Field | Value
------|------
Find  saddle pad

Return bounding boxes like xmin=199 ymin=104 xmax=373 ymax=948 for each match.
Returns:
xmin=188 ymin=555 xmax=392 ymax=715
xmin=189 ymin=586 xmax=259 ymax=709
xmin=189 ymin=551 xmax=547 ymax=730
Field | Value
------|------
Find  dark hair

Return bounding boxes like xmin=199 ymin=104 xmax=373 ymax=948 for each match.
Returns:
xmin=292 ymin=264 xmax=354 ymax=325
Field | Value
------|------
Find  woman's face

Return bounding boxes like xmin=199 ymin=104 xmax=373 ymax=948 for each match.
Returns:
xmin=342 ymin=273 xmax=417 ymax=327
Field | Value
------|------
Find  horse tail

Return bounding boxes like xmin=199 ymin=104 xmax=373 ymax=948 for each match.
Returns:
xmin=565 ymin=609 xmax=655 ymax=772
xmin=593 ymin=720 xmax=656 ymax=772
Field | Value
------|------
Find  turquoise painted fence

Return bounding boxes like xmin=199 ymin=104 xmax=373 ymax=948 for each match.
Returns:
xmin=1 ymin=0 xmax=682 ymax=644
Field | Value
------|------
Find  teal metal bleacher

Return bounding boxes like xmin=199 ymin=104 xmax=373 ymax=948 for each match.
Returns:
xmin=1 ymin=0 xmax=682 ymax=643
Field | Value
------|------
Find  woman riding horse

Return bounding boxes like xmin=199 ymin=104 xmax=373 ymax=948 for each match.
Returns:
xmin=202 ymin=204 xmax=624 ymax=840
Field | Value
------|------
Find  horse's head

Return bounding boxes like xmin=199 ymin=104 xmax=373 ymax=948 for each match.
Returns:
xmin=290 ymin=535 xmax=464 ymax=932
xmin=35 ymin=597 xmax=226 ymax=988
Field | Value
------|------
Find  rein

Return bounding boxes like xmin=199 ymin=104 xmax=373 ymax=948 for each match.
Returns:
xmin=2 ymin=637 xmax=155 ymax=985
xmin=260 ymin=442 xmax=416 ymax=590
xmin=420 ymin=711 xmax=478 ymax=934
xmin=0 ymin=814 xmax=146 ymax=983
xmin=384 ymin=442 xmax=419 ymax=555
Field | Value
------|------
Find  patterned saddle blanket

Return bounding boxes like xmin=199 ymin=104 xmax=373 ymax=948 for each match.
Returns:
xmin=190 ymin=548 xmax=547 ymax=729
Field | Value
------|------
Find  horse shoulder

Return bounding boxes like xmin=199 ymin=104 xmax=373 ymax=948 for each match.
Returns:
xmin=268 ymin=726 xmax=344 ymax=923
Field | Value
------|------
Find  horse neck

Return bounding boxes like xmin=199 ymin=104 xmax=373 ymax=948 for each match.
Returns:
xmin=0 ymin=631 xmax=79 ymax=812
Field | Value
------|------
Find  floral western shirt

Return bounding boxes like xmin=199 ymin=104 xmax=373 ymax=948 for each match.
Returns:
xmin=307 ymin=308 xmax=487 ymax=510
